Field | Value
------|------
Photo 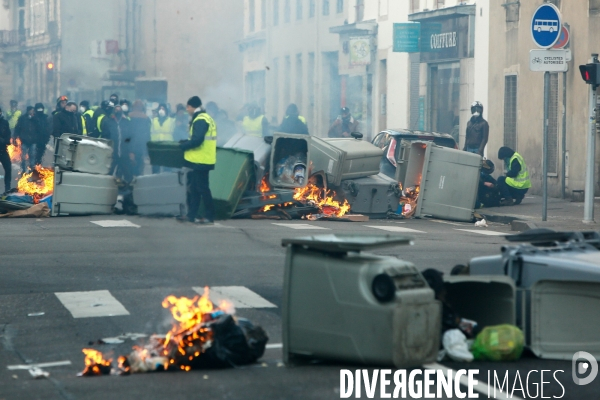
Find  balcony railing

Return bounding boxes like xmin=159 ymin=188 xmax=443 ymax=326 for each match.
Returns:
xmin=0 ymin=30 xmax=22 ymax=47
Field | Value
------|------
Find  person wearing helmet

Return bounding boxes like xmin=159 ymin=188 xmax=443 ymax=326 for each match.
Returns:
xmin=463 ymin=101 xmax=489 ymax=157
xmin=476 ymin=159 xmax=501 ymax=208
xmin=53 ymin=95 xmax=68 ymax=116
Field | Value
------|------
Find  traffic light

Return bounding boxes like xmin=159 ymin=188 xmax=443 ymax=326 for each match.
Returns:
xmin=46 ymin=61 xmax=54 ymax=82
xmin=579 ymin=63 xmax=600 ymax=86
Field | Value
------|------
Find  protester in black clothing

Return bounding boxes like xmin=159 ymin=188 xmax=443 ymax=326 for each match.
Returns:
xmin=278 ymin=104 xmax=308 ymax=135
xmin=14 ymin=107 xmax=38 ymax=171
xmin=0 ymin=108 xmax=12 ymax=192
xmin=33 ymin=103 xmax=51 ymax=165
xmin=53 ymin=95 xmax=68 ymax=116
xmin=53 ymin=102 xmax=82 ymax=138
xmin=111 ymin=104 xmax=134 ymax=183
xmin=476 ymin=159 xmax=501 ymax=209
xmin=179 ymin=96 xmax=216 ymax=224
xmin=128 ymin=100 xmax=151 ymax=176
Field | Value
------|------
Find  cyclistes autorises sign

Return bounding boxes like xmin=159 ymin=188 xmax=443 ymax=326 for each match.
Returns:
xmin=530 ymin=49 xmax=569 ymax=72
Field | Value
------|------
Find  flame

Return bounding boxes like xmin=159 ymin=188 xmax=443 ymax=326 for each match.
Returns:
xmin=293 ymin=183 xmax=351 ymax=218
xmin=259 ymin=175 xmax=270 ymax=193
xmin=261 ymin=205 xmax=274 ymax=212
xmin=7 ymin=138 xmax=21 ymax=163
xmin=81 ymin=349 xmax=112 ymax=376
xmin=17 ymin=165 xmax=54 ymax=203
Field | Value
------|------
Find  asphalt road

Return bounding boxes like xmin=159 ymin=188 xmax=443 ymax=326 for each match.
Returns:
xmin=0 ymin=216 xmax=597 ymax=399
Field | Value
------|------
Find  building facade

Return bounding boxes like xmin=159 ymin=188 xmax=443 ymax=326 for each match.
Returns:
xmin=488 ymin=0 xmax=597 ymax=197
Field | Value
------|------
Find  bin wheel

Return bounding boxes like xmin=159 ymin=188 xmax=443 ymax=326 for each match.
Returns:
xmin=372 ymin=274 xmax=396 ymax=303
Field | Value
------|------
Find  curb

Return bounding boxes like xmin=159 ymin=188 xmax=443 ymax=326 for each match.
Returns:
xmin=479 ymin=213 xmax=520 ymax=225
xmin=510 ymin=220 xmax=539 ymax=232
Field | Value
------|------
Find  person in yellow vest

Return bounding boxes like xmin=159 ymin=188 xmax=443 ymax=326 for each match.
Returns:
xmin=79 ymin=100 xmax=94 ymax=134
xmin=497 ymin=146 xmax=531 ymax=206
xmin=7 ymin=100 xmax=21 ymax=133
xmin=151 ymin=103 xmax=175 ymax=174
xmin=277 ymin=103 xmax=308 ymax=134
xmin=241 ymin=104 xmax=268 ymax=137
xmin=179 ymin=96 xmax=216 ymax=224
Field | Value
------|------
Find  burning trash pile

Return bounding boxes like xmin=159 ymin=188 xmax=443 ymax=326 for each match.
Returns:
xmin=398 ymin=185 xmax=420 ymax=218
xmin=293 ymin=183 xmax=351 ymax=220
xmin=17 ymin=166 xmax=54 ymax=203
xmin=79 ymin=288 xmax=268 ymax=377
xmin=7 ymin=138 xmax=22 ymax=163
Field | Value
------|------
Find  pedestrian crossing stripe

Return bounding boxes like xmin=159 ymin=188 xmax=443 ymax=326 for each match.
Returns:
xmin=272 ymin=223 xmax=330 ymax=230
xmin=365 ymin=225 xmax=425 ymax=233
xmin=455 ymin=229 xmax=507 ymax=236
xmin=55 ymin=290 xmax=130 ymax=318
xmin=193 ymin=286 xmax=277 ymax=309
xmin=91 ymin=220 xmax=140 ymax=228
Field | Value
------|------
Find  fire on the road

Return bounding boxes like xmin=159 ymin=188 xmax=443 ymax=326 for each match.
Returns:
xmin=293 ymin=183 xmax=350 ymax=218
xmin=80 ymin=349 xmax=112 ymax=376
xmin=17 ymin=166 xmax=54 ymax=203
xmin=7 ymin=138 xmax=21 ymax=163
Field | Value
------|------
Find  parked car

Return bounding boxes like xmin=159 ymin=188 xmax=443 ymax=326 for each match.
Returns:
xmin=372 ymin=129 xmax=458 ymax=178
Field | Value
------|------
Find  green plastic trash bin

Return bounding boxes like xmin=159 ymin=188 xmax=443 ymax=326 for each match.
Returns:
xmin=147 ymin=141 xmax=185 ymax=168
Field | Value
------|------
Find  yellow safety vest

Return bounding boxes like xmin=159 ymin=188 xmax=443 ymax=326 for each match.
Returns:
xmin=84 ymin=109 xmax=94 ymax=120
xmin=151 ymin=117 xmax=175 ymax=141
xmin=184 ymin=113 xmax=217 ymax=165
xmin=96 ymin=114 xmax=107 ymax=137
xmin=505 ymin=152 xmax=531 ymax=190
xmin=242 ymin=115 xmax=264 ymax=137
xmin=7 ymin=109 xmax=21 ymax=130
xmin=284 ymin=115 xmax=306 ymax=124
xmin=81 ymin=115 xmax=87 ymax=135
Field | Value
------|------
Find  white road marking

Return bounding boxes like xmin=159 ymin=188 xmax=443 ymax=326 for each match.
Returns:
xmin=193 ymin=286 xmax=277 ymax=308
xmin=55 ymin=290 xmax=130 ymax=318
xmin=455 ymin=229 xmax=507 ymax=236
xmin=272 ymin=223 xmax=330 ymax=230
xmin=424 ymin=363 xmax=521 ymax=400
xmin=365 ymin=225 xmax=425 ymax=233
xmin=427 ymin=219 xmax=466 ymax=227
xmin=266 ymin=343 xmax=283 ymax=349
xmin=8 ymin=360 xmax=72 ymax=370
xmin=92 ymin=220 xmax=140 ymax=228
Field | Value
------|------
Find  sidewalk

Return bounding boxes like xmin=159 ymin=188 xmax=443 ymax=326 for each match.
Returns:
xmin=477 ymin=195 xmax=600 ymax=232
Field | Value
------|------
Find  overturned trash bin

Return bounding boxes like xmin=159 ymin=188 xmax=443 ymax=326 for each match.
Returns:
xmin=270 ymin=133 xmax=309 ymax=189
xmin=132 ymin=172 xmax=186 ymax=217
xmin=223 ymin=133 xmax=272 ymax=190
xmin=340 ymin=173 xmax=401 ymax=218
xmin=51 ymin=167 xmax=118 ymax=216
xmin=54 ymin=134 xmax=113 ymax=175
xmin=403 ymin=142 xmax=481 ymax=222
xmin=147 ymin=141 xmax=185 ymax=169
xmin=282 ymin=234 xmax=441 ymax=368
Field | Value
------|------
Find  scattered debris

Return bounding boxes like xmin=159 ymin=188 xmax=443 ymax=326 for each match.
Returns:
xmin=78 ymin=349 xmax=112 ymax=376
xmin=29 ymin=367 xmax=50 ymax=379
xmin=0 ymin=203 xmax=50 ymax=218
xmin=399 ymin=186 xmax=420 ymax=218
xmin=27 ymin=312 xmax=45 ymax=317
xmin=474 ymin=219 xmax=488 ymax=228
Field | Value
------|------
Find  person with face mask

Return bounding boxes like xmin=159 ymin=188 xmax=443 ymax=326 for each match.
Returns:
xmin=328 ymin=107 xmax=359 ymax=138
xmin=52 ymin=101 xmax=82 ymax=139
xmin=150 ymin=103 xmax=175 ymax=174
xmin=80 ymin=100 xmax=94 ymax=134
xmin=93 ymin=101 xmax=117 ymax=140
xmin=463 ymin=101 xmax=489 ymax=157
xmin=14 ymin=106 xmax=37 ymax=171
xmin=120 ymin=99 xmax=130 ymax=117
xmin=241 ymin=104 xmax=269 ymax=137
xmin=33 ymin=103 xmax=51 ymax=165
xmin=6 ymin=100 xmax=21 ymax=133
xmin=110 ymin=105 xmax=134 ymax=183
xmin=0 ymin=108 xmax=12 ymax=193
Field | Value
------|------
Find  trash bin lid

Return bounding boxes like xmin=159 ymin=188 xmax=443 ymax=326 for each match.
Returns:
xmin=281 ymin=234 xmax=412 ymax=253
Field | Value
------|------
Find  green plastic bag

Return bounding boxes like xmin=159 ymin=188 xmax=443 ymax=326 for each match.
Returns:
xmin=472 ymin=325 xmax=524 ymax=361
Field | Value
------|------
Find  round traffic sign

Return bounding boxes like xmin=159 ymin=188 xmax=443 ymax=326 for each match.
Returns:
xmin=531 ymin=3 xmax=562 ymax=49
xmin=553 ymin=26 xmax=570 ymax=49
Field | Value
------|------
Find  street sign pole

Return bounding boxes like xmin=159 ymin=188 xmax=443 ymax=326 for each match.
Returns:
xmin=543 ymin=71 xmax=549 ymax=221
xmin=561 ymin=71 xmax=567 ymax=199
xmin=583 ymin=54 xmax=598 ymax=224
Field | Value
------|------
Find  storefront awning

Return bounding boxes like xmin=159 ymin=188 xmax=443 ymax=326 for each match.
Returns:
xmin=409 ymin=4 xmax=475 ymax=22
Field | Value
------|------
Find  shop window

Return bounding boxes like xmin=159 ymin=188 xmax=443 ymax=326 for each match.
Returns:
xmin=547 ymin=73 xmax=559 ymax=174
xmin=274 ymin=0 xmax=279 ymax=26
xmin=591 ymin=0 xmax=600 ymax=14
xmin=249 ymin=0 xmax=255 ymax=32
xmin=296 ymin=0 xmax=303 ymax=20
xmin=503 ymin=75 xmax=518 ymax=150
xmin=503 ymin=1 xmax=520 ymax=23
xmin=285 ymin=0 xmax=291 ymax=22
xmin=410 ymin=0 xmax=419 ymax=13
xmin=429 ymin=63 xmax=460 ymax=135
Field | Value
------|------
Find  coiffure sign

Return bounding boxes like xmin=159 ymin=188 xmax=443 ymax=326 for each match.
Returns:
xmin=419 ymin=15 xmax=472 ymax=62
xmin=430 ymin=32 xmax=457 ymax=49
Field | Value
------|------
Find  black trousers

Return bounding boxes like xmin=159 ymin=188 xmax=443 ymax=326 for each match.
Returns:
xmin=111 ymin=155 xmax=134 ymax=183
xmin=187 ymin=169 xmax=214 ymax=222
xmin=497 ymin=176 xmax=528 ymax=201
xmin=0 ymin=151 xmax=11 ymax=192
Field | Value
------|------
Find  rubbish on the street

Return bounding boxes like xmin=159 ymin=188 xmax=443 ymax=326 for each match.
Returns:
xmin=0 ymin=203 xmax=50 ymax=218
xmin=78 ymin=349 xmax=113 ymax=376
xmin=309 ymin=137 xmax=383 ymax=186
xmin=474 ymin=219 xmax=488 ymax=227
xmin=339 ymin=214 xmax=369 ymax=222
xmin=4 ymin=193 xmax=34 ymax=204
xmin=223 ymin=132 xmax=272 ymax=190
xmin=27 ymin=312 xmax=45 ymax=317
xmin=54 ymin=134 xmax=113 ymax=175
xmin=51 ymin=168 xmax=118 ymax=217
xmin=471 ymin=325 xmax=524 ymax=362
xmin=292 ymin=162 xmax=306 ymax=185
xmin=269 ymin=133 xmax=309 ymax=189
xmin=132 ymin=172 xmax=186 ymax=217
xmin=442 ymin=329 xmax=474 ymax=362
xmin=235 ymin=188 xmax=295 ymax=211
xmin=399 ymin=185 xmax=419 ymax=218
xmin=339 ymin=174 xmax=402 ymax=218
xmin=468 ymin=230 xmax=600 ymax=360
xmin=147 ymin=141 xmax=185 ymax=169
xmin=94 ymin=333 xmax=148 ymax=345
xmin=402 ymin=142 xmax=481 ymax=222
xmin=80 ymin=288 xmax=268 ymax=376
xmin=273 ymin=153 xmax=307 ymax=185
xmin=17 ymin=166 xmax=54 ymax=204
xmin=29 ymin=367 xmax=50 ymax=379
xmin=293 ymin=182 xmax=350 ymax=218
xmin=282 ymin=234 xmax=440 ymax=368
